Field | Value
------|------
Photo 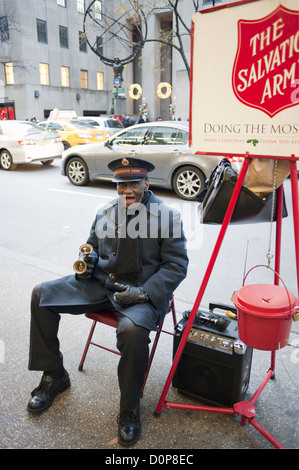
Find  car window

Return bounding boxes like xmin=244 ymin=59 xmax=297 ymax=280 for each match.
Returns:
xmin=81 ymin=119 xmax=98 ymax=127
xmin=106 ymin=119 xmax=123 ymax=128
xmin=147 ymin=127 xmax=188 ymax=145
xmin=0 ymin=122 xmax=42 ymax=135
xmin=112 ymin=127 xmax=148 ymax=146
xmin=175 ymin=129 xmax=189 ymax=145
xmin=24 ymin=122 xmax=41 ymax=130
xmin=67 ymin=121 xmax=93 ymax=130
xmin=48 ymin=122 xmax=64 ymax=131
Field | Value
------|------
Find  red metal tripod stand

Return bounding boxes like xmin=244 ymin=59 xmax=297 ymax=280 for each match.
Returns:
xmin=155 ymin=154 xmax=299 ymax=449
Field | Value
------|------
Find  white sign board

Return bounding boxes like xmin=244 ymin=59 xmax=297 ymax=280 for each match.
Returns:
xmin=190 ymin=0 xmax=299 ymax=158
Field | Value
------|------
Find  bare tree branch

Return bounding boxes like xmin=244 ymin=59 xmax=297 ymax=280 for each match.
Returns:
xmin=84 ymin=0 xmax=198 ymax=80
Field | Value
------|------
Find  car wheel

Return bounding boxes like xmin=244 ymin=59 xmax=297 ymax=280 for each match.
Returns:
xmin=173 ymin=165 xmax=205 ymax=200
xmin=62 ymin=141 xmax=71 ymax=150
xmin=66 ymin=157 xmax=90 ymax=186
xmin=0 ymin=150 xmax=17 ymax=171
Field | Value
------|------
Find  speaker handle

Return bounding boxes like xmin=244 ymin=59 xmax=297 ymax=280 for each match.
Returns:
xmin=209 ymin=302 xmax=237 ymax=315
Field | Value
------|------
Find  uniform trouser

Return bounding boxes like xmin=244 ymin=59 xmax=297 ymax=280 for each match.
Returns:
xmin=28 ymin=285 xmax=151 ymax=412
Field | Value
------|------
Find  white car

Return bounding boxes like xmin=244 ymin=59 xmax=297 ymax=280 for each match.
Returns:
xmin=77 ymin=116 xmax=124 ymax=137
xmin=0 ymin=120 xmax=64 ymax=170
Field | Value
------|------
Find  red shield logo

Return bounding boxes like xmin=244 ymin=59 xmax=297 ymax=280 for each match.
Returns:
xmin=232 ymin=5 xmax=299 ymax=117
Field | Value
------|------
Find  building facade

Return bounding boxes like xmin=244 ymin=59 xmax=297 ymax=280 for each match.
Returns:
xmin=0 ymin=0 xmax=237 ymax=122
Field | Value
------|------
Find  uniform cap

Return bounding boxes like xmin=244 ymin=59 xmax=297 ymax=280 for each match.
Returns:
xmin=108 ymin=157 xmax=155 ymax=182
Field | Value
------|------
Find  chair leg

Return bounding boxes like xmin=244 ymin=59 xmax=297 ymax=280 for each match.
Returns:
xmin=160 ymin=298 xmax=177 ymax=335
xmin=170 ymin=297 xmax=177 ymax=326
xmin=79 ymin=298 xmax=177 ymax=391
xmin=78 ymin=320 xmax=97 ymax=371
xmin=140 ymin=298 xmax=176 ymax=394
xmin=140 ymin=319 xmax=165 ymax=395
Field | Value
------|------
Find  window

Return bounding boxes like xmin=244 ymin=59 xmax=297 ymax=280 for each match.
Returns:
xmin=0 ymin=102 xmax=15 ymax=120
xmin=59 ymin=26 xmax=68 ymax=48
xmin=96 ymin=36 xmax=103 ymax=55
xmin=148 ymin=127 xmax=188 ymax=145
xmin=39 ymin=63 xmax=49 ymax=85
xmin=203 ymin=0 xmax=221 ymax=5
xmin=57 ymin=0 xmax=66 ymax=6
xmin=80 ymin=70 xmax=88 ymax=89
xmin=77 ymin=0 xmax=85 ymax=13
xmin=113 ymin=127 xmax=148 ymax=146
xmin=175 ymin=130 xmax=189 ymax=145
xmin=4 ymin=63 xmax=14 ymax=85
xmin=0 ymin=17 xmax=9 ymax=42
xmin=94 ymin=1 xmax=102 ymax=20
xmin=36 ymin=19 xmax=47 ymax=43
xmin=97 ymin=72 xmax=104 ymax=90
xmin=105 ymin=119 xmax=123 ymax=129
xmin=61 ymin=66 xmax=70 ymax=87
xmin=79 ymin=31 xmax=87 ymax=52
xmin=48 ymin=122 xmax=64 ymax=131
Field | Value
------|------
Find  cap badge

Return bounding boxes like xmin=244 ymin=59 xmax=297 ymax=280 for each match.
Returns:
xmin=122 ymin=158 xmax=129 ymax=166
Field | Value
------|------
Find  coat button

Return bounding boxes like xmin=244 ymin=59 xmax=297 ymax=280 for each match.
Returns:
xmin=109 ymin=273 xmax=115 ymax=279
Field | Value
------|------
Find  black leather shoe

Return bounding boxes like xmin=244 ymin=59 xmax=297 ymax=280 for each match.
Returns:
xmin=117 ymin=408 xmax=141 ymax=447
xmin=27 ymin=371 xmax=70 ymax=413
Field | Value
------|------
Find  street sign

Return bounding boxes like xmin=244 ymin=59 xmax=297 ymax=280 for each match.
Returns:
xmin=113 ymin=78 xmax=121 ymax=88
xmin=112 ymin=87 xmax=125 ymax=93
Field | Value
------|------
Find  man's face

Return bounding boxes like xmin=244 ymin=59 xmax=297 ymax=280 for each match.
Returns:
xmin=117 ymin=178 xmax=149 ymax=208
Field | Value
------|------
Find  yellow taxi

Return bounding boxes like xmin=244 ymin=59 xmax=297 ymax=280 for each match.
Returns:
xmin=38 ymin=120 xmax=109 ymax=150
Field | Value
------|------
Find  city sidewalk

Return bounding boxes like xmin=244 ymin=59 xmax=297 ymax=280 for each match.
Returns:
xmin=0 ymin=292 xmax=298 ymax=451
xmin=0 ymin=180 xmax=298 ymax=451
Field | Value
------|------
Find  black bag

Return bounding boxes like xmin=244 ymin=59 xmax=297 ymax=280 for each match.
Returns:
xmin=198 ymin=158 xmax=267 ymax=224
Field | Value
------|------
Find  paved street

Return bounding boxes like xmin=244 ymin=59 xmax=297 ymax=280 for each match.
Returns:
xmin=0 ymin=159 xmax=298 ymax=451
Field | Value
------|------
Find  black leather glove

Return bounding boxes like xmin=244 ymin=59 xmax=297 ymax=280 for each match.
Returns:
xmin=112 ymin=283 xmax=149 ymax=306
xmin=105 ymin=277 xmax=123 ymax=293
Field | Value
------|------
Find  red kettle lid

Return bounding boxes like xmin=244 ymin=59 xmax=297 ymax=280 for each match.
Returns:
xmin=233 ymin=284 xmax=297 ymax=318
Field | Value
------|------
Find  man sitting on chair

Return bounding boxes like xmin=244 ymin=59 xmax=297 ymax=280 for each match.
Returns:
xmin=27 ymin=157 xmax=188 ymax=447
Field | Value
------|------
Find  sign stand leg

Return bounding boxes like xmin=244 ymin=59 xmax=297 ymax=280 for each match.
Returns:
xmin=154 ymin=155 xmax=250 ymax=415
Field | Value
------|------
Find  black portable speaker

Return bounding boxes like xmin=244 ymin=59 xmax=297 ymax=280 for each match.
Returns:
xmin=172 ymin=304 xmax=253 ymax=408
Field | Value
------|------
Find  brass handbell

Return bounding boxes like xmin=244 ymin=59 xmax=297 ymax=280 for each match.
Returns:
xmin=73 ymin=243 xmax=93 ymax=274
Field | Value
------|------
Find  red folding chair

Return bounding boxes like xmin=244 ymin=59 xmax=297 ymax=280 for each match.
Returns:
xmin=78 ymin=297 xmax=177 ymax=394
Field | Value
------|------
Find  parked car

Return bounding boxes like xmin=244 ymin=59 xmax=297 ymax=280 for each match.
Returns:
xmin=60 ymin=121 xmax=223 ymax=200
xmin=37 ymin=120 xmax=109 ymax=150
xmin=76 ymin=116 xmax=124 ymax=136
xmin=0 ymin=120 xmax=64 ymax=171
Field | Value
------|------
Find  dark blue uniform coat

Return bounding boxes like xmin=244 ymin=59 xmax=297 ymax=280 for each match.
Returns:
xmin=39 ymin=191 xmax=188 ymax=331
